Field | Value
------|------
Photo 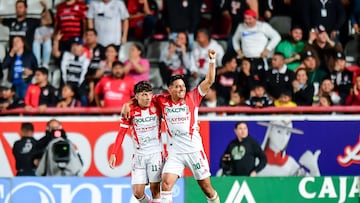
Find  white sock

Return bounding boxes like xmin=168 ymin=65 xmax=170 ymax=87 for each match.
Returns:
xmin=137 ymin=194 xmax=150 ymax=203
xmin=207 ymin=191 xmax=220 ymax=203
xmin=151 ymin=198 xmax=161 ymax=203
xmin=160 ymin=191 xmax=172 ymax=203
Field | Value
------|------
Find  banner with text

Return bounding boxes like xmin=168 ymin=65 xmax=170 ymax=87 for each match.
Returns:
xmin=210 ymin=120 xmax=360 ymax=176
xmin=0 ymin=177 xmax=184 ymax=203
xmin=185 ymin=176 xmax=360 ymax=203
xmin=0 ymin=121 xmax=210 ymax=177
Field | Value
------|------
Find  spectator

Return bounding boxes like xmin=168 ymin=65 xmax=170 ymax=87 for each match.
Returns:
xmin=245 ymin=85 xmax=273 ymax=108
xmin=275 ymin=25 xmax=305 ymax=71
xmin=345 ymin=75 xmax=360 ymax=105
xmin=87 ymin=0 xmax=129 ymax=47
xmin=96 ymin=44 xmax=119 ymax=80
xmin=0 ymin=83 xmax=24 ymax=111
xmin=263 ymin=52 xmax=295 ymax=100
xmin=12 ymin=122 xmax=39 ymax=176
xmin=214 ymin=52 xmax=239 ymax=104
xmin=221 ymin=0 xmax=258 ymax=51
xmin=190 ymin=29 xmax=224 ymax=89
xmin=123 ymin=43 xmax=150 ymax=83
xmin=127 ymin=0 xmax=158 ymax=41
xmin=219 ymin=121 xmax=267 ymax=176
xmin=314 ymin=78 xmax=341 ymax=105
xmin=351 ymin=0 xmax=360 ymax=34
xmin=229 ymin=89 xmax=245 ymax=107
xmin=53 ymin=34 xmax=90 ymax=105
xmin=200 ymin=85 xmax=226 ymax=116
xmin=57 ymin=84 xmax=81 ymax=108
xmin=159 ymin=32 xmax=192 ymax=86
xmin=2 ymin=0 xmax=43 ymax=49
xmin=32 ymin=1 xmax=54 ymax=68
xmin=94 ymin=61 xmax=135 ymax=108
xmin=329 ymin=51 xmax=353 ymax=104
xmin=313 ymin=94 xmax=333 ymax=107
xmin=306 ymin=25 xmax=343 ymax=74
xmin=1 ymin=36 xmax=38 ymax=99
xmin=54 ymin=0 xmax=87 ymax=52
xmin=292 ymin=67 xmax=314 ymax=106
xmin=162 ymin=0 xmax=202 ymax=49
xmin=24 ymin=67 xmax=57 ymax=112
xmin=300 ymin=50 xmax=328 ymax=95
xmin=233 ymin=57 xmax=260 ymax=99
xmin=83 ymin=29 xmax=106 ymax=74
xmin=273 ymin=90 xmax=297 ymax=107
xmin=303 ymin=0 xmax=345 ymax=41
xmin=232 ymin=9 xmax=281 ymax=78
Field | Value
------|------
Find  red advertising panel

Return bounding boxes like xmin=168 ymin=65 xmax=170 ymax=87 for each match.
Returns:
xmin=0 ymin=118 xmax=210 ymax=177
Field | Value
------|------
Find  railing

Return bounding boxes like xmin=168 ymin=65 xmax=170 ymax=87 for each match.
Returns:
xmin=1 ymin=106 xmax=360 ymax=115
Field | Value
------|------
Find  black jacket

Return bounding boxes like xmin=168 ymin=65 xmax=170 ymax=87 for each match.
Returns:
xmin=221 ymin=136 xmax=267 ymax=176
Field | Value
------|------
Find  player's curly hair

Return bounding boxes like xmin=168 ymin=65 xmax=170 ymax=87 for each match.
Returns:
xmin=134 ymin=81 xmax=153 ymax=94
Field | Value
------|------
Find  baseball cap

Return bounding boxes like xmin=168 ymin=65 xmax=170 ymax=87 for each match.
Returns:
xmin=302 ymin=50 xmax=315 ymax=60
xmin=70 ymin=36 xmax=83 ymax=45
xmin=244 ymin=9 xmax=257 ymax=18
xmin=316 ymin=24 xmax=326 ymax=33
xmin=334 ymin=51 xmax=346 ymax=60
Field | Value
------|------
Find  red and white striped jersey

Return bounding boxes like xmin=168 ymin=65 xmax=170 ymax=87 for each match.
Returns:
xmin=154 ymin=86 xmax=206 ymax=153
xmin=112 ymin=101 xmax=162 ymax=155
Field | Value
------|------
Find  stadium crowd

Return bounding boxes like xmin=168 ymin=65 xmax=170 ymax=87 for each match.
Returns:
xmin=0 ymin=0 xmax=360 ymax=114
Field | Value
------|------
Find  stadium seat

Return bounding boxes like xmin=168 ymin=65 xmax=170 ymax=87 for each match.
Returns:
xmin=0 ymin=0 xmax=16 ymax=16
xmin=269 ymin=16 xmax=292 ymax=37
xmin=145 ymin=40 xmax=168 ymax=63
xmin=0 ymin=24 xmax=9 ymax=62
xmin=26 ymin=0 xmax=52 ymax=15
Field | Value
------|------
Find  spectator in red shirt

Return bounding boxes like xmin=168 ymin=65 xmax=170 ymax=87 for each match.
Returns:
xmin=346 ymin=75 xmax=360 ymax=105
xmin=24 ymin=67 xmax=57 ymax=112
xmin=127 ymin=0 xmax=157 ymax=41
xmin=94 ymin=61 xmax=135 ymax=108
xmin=54 ymin=0 xmax=87 ymax=51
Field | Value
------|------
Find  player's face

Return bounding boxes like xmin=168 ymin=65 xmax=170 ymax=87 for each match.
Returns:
xmin=136 ymin=91 xmax=153 ymax=107
xmin=168 ymin=79 xmax=186 ymax=101
xmin=268 ymin=126 xmax=291 ymax=152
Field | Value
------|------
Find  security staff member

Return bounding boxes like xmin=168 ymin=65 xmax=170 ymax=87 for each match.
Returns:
xmin=12 ymin=122 xmax=39 ymax=176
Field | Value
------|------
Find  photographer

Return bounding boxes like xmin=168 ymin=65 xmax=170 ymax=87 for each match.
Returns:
xmin=35 ymin=126 xmax=83 ymax=176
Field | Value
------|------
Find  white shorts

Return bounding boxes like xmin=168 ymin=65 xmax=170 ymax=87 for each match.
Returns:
xmin=131 ymin=152 xmax=164 ymax=184
xmin=162 ymin=150 xmax=211 ymax=180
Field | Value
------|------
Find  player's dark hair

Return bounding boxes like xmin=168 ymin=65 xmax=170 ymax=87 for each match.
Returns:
xmin=21 ymin=122 xmax=34 ymax=132
xmin=167 ymin=75 xmax=185 ymax=87
xmin=134 ymin=81 xmax=153 ymax=93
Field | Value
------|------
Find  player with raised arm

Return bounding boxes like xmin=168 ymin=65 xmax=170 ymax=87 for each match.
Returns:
xmin=123 ymin=49 xmax=220 ymax=203
xmin=109 ymin=81 xmax=163 ymax=203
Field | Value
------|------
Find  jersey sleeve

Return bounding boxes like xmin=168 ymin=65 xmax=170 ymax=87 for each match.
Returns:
xmin=188 ymin=86 xmax=204 ymax=106
xmin=111 ymin=117 xmax=131 ymax=154
xmin=94 ymin=78 xmax=104 ymax=95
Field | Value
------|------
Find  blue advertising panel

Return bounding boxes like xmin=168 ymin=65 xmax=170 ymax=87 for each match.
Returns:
xmin=0 ymin=177 xmax=184 ymax=203
xmin=210 ymin=120 xmax=360 ymax=176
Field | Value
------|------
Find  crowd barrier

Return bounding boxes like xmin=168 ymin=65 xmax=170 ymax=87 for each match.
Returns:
xmin=0 ymin=176 xmax=358 ymax=203
xmin=1 ymin=106 xmax=360 ymax=115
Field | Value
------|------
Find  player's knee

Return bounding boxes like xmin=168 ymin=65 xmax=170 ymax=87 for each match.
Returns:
xmin=133 ymin=188 xmax=144 ymax=199
xmin=161 ymin=180 xmax=172 ymax=191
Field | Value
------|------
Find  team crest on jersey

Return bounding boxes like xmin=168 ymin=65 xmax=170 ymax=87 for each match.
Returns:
xmin=43 ymin=88 xmax=49 ymax=96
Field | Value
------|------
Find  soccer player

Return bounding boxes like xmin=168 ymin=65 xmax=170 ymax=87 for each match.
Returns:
xmin=109 ymin=81 xmax=163 ymax=203
xmin=123 ymin=49 xmax=220 ymax=203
